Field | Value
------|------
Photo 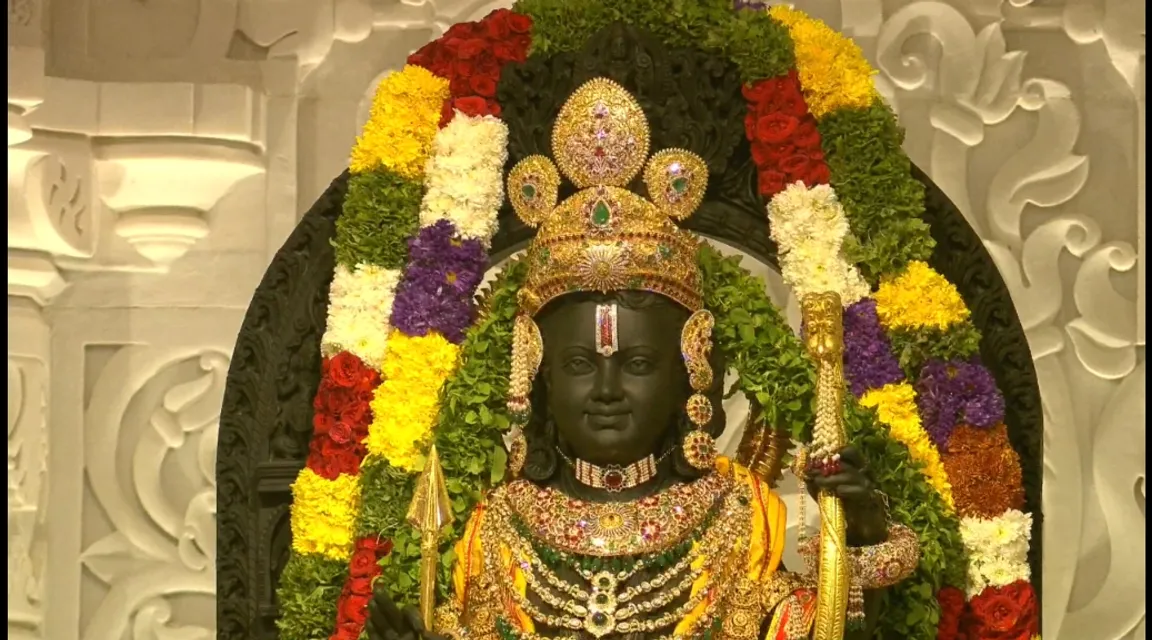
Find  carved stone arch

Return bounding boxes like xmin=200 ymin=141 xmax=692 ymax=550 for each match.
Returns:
xmin=216 ymin=25 xmax=1042 ymax=640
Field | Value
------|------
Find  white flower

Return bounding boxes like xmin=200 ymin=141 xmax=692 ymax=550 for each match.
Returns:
xmin=767 ymin=181 xmax=869 ymax=304
xmin=321 ymin=263 xmax=401 ymax=369
xmin=419 ymin=112 xmax=509 ymax=247
xmin=960 ymin=510 xmax=1034 ymax=599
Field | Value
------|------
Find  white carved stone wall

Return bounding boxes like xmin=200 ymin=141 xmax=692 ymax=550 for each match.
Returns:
xmin=7 ymin=0 xmax=1144 ymax=638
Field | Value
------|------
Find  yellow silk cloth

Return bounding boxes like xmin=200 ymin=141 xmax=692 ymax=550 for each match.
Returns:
xmin=450 ymin=458 xmax=788 ymax=636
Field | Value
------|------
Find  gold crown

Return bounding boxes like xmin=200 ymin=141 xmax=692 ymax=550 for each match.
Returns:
xmin=507 ymin=78 xmax=708 ymax=316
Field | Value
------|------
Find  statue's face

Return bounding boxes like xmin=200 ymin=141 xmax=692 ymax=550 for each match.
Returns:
xmin=538 ymin=294 xmax=688 ymax=466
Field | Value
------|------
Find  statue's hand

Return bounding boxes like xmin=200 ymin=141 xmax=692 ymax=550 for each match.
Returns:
xmin=804 ymin=445 xmax=889 ymax=547
xmin=365 ymin=584 xmax=446 ymax=640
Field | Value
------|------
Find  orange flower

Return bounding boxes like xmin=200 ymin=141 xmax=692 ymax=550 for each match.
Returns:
xmin=943 ymin=425 xmax=1025 ymax=519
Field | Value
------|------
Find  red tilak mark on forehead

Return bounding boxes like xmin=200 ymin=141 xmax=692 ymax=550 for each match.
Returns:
xmin=596 ymin=304 xmax=617 ymax=356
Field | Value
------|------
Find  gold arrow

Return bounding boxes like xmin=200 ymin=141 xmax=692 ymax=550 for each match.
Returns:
xmin=407 ymin=444 xmax=454 ymax=629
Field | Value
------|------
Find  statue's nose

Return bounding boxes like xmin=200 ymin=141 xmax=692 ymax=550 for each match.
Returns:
xmin=590 ymin=359 xmax=624 ymax=402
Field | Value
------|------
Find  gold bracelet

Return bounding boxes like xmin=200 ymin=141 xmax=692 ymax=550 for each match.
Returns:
xmin=797 ymin=522 xmax=920 ymax=590
xmin=848 ymin=523 xmax=920 ymax=590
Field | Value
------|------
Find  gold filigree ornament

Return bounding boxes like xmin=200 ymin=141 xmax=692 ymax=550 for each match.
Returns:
xmin=681 ymin=309 xmax=717 ymax=470
xmin=506 ymin=77 xmax=710 ymax=318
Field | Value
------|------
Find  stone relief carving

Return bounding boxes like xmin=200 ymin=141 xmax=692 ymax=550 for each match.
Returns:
xmin=6 ymin=0 xmax=1144 ymax=638
xmin=863 ymin=2 xmax=1144 ymax=638
xmin=79 ymin=347 xmax=227 ymax=640
xmin=7 ymin=303 xmax=50 ymax=640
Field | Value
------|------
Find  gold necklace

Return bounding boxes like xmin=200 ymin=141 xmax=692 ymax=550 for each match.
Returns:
xmin=558 ymin=449 xmax=672 ymax=492
xmin=484 ymin=475 xmax=754 ymax=639
xmin=501 ymin=471 xmax=732 ymax=557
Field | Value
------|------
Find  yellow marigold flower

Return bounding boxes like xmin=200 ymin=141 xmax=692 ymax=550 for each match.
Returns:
xmin=874 ymin=261 xmax=970 ymax=331
xmin=860 ymin=383 xmax=955 ymax=510
xmin=349 ymin=65 xmax=450 ymax=179
xmin=289 ymin=468 xmax=361 ymax=560
xmin=366 ymin=331 xmax=461 ymax=472
xmin=768 ymin=5 xmax=879 ymax=118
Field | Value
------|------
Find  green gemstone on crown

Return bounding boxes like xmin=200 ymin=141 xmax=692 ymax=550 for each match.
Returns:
xmin=591 ymin=201 xmax=612 ymax=225
xmin=671 ymin=177 xmax=688 ymax=194
xmin=521 ymin=183 xmax=537 ymax=199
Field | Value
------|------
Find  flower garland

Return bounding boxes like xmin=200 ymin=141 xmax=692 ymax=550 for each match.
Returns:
xmin=274 ymin=3 xmax=1041 ymax=639
xmin=740 ymin=6 xmax=1037 ymax=636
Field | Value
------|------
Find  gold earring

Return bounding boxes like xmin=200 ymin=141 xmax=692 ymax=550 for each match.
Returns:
xmin=507 ymin=427 xmax=527 ymax=478
xmin=507 ymin=314 xmax=543 ymax=426
xmin=681 ymin=309 xmax=716 ymax=471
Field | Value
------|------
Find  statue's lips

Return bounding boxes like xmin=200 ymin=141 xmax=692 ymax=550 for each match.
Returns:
xmin=585 ymin=412 xmax=630 ymax=428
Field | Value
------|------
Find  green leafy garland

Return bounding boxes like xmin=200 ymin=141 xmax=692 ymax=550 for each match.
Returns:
xmin=515 ymin=0 xmax=795 ymax=82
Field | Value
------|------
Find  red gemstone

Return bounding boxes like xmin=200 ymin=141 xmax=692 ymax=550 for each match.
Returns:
xmin=604 ymin=470 xmax=624 ymax=489
xmin=594 ymin=147 xmax=606 ymax=158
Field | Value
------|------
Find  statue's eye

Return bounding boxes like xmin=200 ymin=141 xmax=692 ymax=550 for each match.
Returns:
xmin=563 ymin=356 xmax=595 ymax=376
xmin=624 ymin=357 xmax=654 ymax=375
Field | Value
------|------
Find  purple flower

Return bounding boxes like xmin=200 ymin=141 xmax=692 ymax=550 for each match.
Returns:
xmin=843 ymin=299 xmax=905 ymax=396
xmin=390 ymin=221 xmax=489 ymax=343
xmin=915 ymin=358 xmax=1006 ymax=449
xmin=407 ymin=219 xmax=487 ymax=270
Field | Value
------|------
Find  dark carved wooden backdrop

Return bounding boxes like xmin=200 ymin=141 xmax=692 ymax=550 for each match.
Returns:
xmin=215 ymin=25 xmax=1042 ymax=640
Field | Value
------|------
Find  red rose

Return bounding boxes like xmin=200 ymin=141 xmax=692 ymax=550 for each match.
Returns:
xmin=453 ymin=96 xmax=492 ymax=118
xmin=487 ymin=100 xmax=502 ymax=118
xmin=470 ymin=75 xmax=498 ymax=97
xmin=769 ymin=74 xmax=808 ymax=117
xmin=349 ymin=548 xmax=379 ymax=577
xmin=312 ymin=412 xmax=334 ymax=436
xmin=762 ymin=143 xmax=796 ymax=163
xmin=758 ymin=169 xmax=788 ymax=196
xmin=340 ymin=594 xmax=371 ymax=625
xmin=444 ymin=21 xmax=476 ymax=39
xmin=482 ymin=13 xmax=510 ymax=39
xmin=440 ymin=101 xmax=455 ymax=128
xmin=457 ymin=38 xmax=488 ymax=60
xmin=806 ymin=162 xmax=832 ymax=186
xmin=327 ymin=352 xmax=365 ymax=388
xmin=348 ymin=577 xmax=374 ymax=596
xmin=452 ymin=59 xmax=476 ymax=78
xmin=742 ymin=80 xmax=774 ymax=105
xmin=329 ymin=420 xmax=354 ymax=444
xmin=310 ymin=443 xmax=360 ymax=479
xmin=329 ymin=622 xmax=361 ymax=640
xmin=792 ymin=119 xmax=821 ymax=148
xmin=754 ymin=113 xmax=799 ymax=144
xmin=474 ymin=54 xmax=501 ymax=78
xmin=779 ymin=153 xmax=811 ymax=177
xmin=744 ymin=112 xmax=758 ymax=140
xmin=507 ymin=12 xmax=532 ymax=34
xmin=345 ymin=402 xmax=372 ymax=429
xmin=449 ymin=75 xmax=471 ymax=96
xmin=936 ymin=586 xmax=965 ymax=640
xmin=962 ymin=582 xmax=1038 ymax=640
xmin=490 ymin=40 xmax=518 ymax=62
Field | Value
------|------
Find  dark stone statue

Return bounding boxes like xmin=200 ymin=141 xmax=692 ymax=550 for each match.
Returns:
xmin=365 ymin=290 xmax=889 ymax=640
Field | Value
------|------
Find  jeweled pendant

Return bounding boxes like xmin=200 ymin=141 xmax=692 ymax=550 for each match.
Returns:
xmin=591 ymin=200 xmax=612 ymax=225
xmin=584 ymin=609 xmax=616 ymax=638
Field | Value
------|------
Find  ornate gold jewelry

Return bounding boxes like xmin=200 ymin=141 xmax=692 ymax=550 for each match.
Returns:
xmin=595 ymin=302 xmax=619 ymax=357
xmin=506 ymin=78 xmax=709 ymax=316
xmin=557 ymin=449 xmax=669 ymax=492
xmin=480 ymin=471 xmax=753 ymax=639
xmin=507 ymin=427 xmax=527 ymax=478
xmin=507 ymin=314 xmax=543 ymax=426
xmin=680 ymin=309 xmax=717 ymax=470
xmin=797 ymin=523 xmax=920 ymax=591
xmin=499 ymin=471 xmax=732 ymax=557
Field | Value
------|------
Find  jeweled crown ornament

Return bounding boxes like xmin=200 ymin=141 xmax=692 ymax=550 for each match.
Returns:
xmin=507 ymin=77 xmax=709 ymax=316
